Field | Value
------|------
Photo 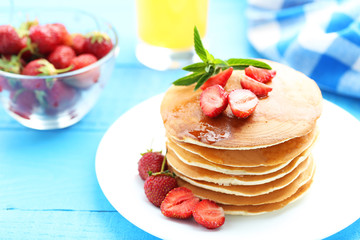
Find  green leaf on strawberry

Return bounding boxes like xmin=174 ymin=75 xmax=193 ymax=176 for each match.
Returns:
xmin=173 ymin=26 xmax=272 ymax=90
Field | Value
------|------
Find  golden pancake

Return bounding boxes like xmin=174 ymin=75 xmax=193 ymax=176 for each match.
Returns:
xmin=168 ymin=138 xmax=289 ymax=175
xmin=166 ymin=145 xmax=311 ymax=186
xmin=168 ymin=128 xmax=318 ymax=167
xmin=170 ymin=156 xmax=312 ymax=196
xmin=175 ymin=159 xmax=315 ymax=205
xmin=161 ymin=60 xmax=322 ymax=149
xmin=220 ymin=179 xmax=313 ymax=215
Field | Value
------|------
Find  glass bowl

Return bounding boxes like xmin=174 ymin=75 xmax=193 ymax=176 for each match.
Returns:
xmin=0 ymin=9 xmax=119 ymax=130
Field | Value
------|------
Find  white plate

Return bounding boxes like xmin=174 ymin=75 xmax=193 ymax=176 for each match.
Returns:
xmin=96 ymin=94 xmax=360 ymax=240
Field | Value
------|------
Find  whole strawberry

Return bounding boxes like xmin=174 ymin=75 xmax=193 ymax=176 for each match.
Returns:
xmin=9 ymin=89 xmax=38 ymax=119
xmin=0 ymin=25 xmax=23 ymax=55
xmin=72 ymin=33 xmax=86 ymax=55
xmin=49 ymin=23 xmax=72 ymax=46
xmin=84 ymin=31 xmax=113 ymax=59
xmin=48 ymin=45 xmax=76 ymax=69
xmin=29 ymin=24 xmax=62 ymax=55
xmin=45 ymin=80 xmax=77 ymax=111
xmin=21 ymin=59 xmax=71 ymax=90
xmin=63 ymin=53 xmax=99 ymax=89
xmin=138 ymin=150 xmax=165 ymax=181
xmin=144 ymin=171 xmax=178 ymax=207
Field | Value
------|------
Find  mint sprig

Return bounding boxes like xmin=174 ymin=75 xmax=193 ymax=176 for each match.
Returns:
xmin=173 ymin=26 xmax=272 ymax=91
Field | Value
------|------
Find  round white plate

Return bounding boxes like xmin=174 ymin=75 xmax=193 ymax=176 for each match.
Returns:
xmin=96 ymin=94 xmax=360 ymax=240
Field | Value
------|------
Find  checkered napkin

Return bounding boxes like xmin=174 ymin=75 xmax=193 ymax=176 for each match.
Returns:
xmin=247 ymin=0 xmax=360 ymax=98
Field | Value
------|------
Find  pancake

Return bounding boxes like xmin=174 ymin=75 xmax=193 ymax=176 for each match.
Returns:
xmin=160 ymin=60 xmax=322 ymax=149
xmin=170 ymin=155 xmax=312 ymax=196
xmin=168 ymin=127 xmax=318 ymax=167
xmin=166 ymin=145 xmax=312 ymax=185
xmin=220 ymin=179 xmax=313 ymax=215
xmin=175 ymin=158 xmax=315 ymax=205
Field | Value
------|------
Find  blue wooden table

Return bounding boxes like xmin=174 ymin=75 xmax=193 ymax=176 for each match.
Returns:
xmin=0 ymin=0 xmax=359 ymax=239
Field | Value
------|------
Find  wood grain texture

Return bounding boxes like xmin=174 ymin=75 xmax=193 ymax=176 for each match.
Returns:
xmin=0 ymin=210 xmax=159 ymax=240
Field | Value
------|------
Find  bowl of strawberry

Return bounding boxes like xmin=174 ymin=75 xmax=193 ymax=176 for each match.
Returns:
xmin=0 ymin=10 xmax=119 ymax=129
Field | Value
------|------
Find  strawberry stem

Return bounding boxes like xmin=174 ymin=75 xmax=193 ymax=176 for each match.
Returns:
xmin=161 ymin=154 xmax=167 ymax=172
xmin=56 ymin=65 xmax=73 ymax=74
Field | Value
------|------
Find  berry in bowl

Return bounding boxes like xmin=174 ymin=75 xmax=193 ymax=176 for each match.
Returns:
xmin=0 ymin=9 xmax=119 ymax=130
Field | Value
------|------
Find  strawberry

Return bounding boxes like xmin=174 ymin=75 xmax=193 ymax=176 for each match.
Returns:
xmin=138 ymin=150 xmax=165 ymax=181
xmin=144 ymin=173 xmax=178 ymax=207
xmin=29 ymin=24 xmax=62 ymax=55
xmin=21 ymin=59 xmax=71 ymax=90
xmin=200 ymin=67 xmax=233 ymax=90
xmin=49 ymin=23 xmax=72 ymax=46
xmin=228 ymin=89 xmax=259 ymax=118
xmin=0 ymin=55 xmax=23 ymax=74
xmin=0 ymin=25 xmax=23 ymax=55
xmin=240 ymin=74 xmax=272 ymax=98
xmin=192 ymin=199 xmax=225 ymax=229
xmin=9 ymin=89 xmax=38 ymax=119
xmin=200 ymin=84 xmax=228 ymax=118
xmin=161 ymin=187 xmax=200 ymax=219
xmin=48 ymin=45 xmax=76 ymax=69
xmin=245 ymin=66 xmax=276 ymax=84
xmin=72 ymin=33 xmax=86 ymax=55
xmin=83 ymin=31 xmax=113 ymax=59
xmin=45 ymin=80 xmax=77 ymax=111
xmin=62 ymin=54 xmax=99 ymax=89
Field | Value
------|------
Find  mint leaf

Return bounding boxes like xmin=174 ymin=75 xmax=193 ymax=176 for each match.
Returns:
xmin=213 ymin=59 xmax=229 ymax=68
xmin=182 ymin=62 xmax=207 ymax=72
xmin=173 ymin=72 xmax=204 ymax=86
xmin=226 ymin=58 xmax=272 ymax=70
xmin=194 ymin=67 xmax=215 ymax=91
xmin=194 ymin=26 xmax=208 ymax=63
xmin=205 ymin=50 xmax=215 ymax=63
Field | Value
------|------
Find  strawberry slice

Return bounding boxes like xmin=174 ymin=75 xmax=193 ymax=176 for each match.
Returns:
xmin=200 ymin=67 xmax=233 ymax=90
xmin=245 ymin=66 xmax=276 ymax=84
xmin=193 ymin=199 xmax=225 ymax=229
xmin=240 ymin=74 xmax=272 ymax=98
xmin=200 ymin=85 xmax=228 ymax=118
xmin=161 ymin=187 xmax=200 ymax=219
xmin=228 ymin=89 xmax=259 ymax=118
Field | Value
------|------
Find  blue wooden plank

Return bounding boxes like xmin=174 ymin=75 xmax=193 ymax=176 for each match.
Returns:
xmin=0 ymin=210 xmax=159 ymax=240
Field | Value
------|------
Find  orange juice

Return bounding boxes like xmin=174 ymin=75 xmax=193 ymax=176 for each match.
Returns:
xmin=136 ymin=0 xmax=208 ymax=50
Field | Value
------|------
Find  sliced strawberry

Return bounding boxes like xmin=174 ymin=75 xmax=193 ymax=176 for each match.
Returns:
xmin=193 ymin=199 xmax=225 ymax=229
xmin=200 ymin=85 xmax=228 ymax=118
xmin=240 ymin=74 xmax=272 ymax=98
xmin=228 ymin=89 xmax=259 ymax=118
xmin=245 ymin=66 xmax=276 ymax=84
xmin=200 ymin=67 xmax=233 ymax=90
xmin=161 ymin=187 xmax=200 ymax=219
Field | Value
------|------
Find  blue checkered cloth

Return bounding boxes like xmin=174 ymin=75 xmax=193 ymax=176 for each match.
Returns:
xmin=247 ymin=0 xmax=360 ymax=98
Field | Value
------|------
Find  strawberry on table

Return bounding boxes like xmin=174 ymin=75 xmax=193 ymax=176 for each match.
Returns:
xmin=240 ymin=74 xmax=272 ymax=98
xmin=245 ymin=65 xmax=276 ymax=84
xmin=144 ymin=173 xmax=178 ymax=207
xmin=9 ymin=89 xmax=38 ymax=119
xmin=228 ymin=89 xmax=259 ymax=118
xmin=0 ymin=25 xmax=23 ymax=55
xmin=161 ymin=187 xmax=200 ymax=219
xmin=138 ymin=150 xmax=165 ymax=181
xmin=84 ymin=31 xmax=113 ymax=59
xmin=200 ymin=84 xmax=228 ymax=118
xmin=62 ymin=53 xmax=99 ymax=89
xmin=200 ymin=67 xmax=233 ymax=90
xmin=192 ymin=199 xmax=225 ymax=229
xmin=48 ymin=45 xmax=76 ymax=69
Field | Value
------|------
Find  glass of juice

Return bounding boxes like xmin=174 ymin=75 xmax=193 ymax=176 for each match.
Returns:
xmin=136 ymin=0 xmax=208 ymax=70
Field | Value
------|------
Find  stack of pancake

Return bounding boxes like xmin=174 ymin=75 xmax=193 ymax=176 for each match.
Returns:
xmin=160 ymin=60 xmax=322 ymax=215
